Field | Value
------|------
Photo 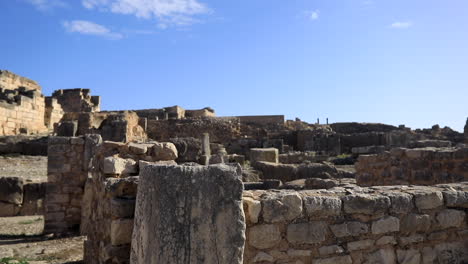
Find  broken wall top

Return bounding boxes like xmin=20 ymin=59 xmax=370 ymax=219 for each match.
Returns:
xmin=0 ymin=70 xmax=41 ymax=92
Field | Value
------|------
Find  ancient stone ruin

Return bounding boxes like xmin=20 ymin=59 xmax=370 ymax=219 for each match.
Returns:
xmin=1 ymin=70 xmax=467 ymax=263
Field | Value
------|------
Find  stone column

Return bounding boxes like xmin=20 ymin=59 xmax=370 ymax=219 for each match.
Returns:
xmin=200 ymin=132 xmax=211 ymax=165
xmin=130 ymin=164 xmax=245 ymax=264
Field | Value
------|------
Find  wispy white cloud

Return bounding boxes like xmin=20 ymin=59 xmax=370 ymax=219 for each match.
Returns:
xmin=81 ymin=0 xmax=210 ymax=27
xmin=305 ymin=9 xmax=320 ymax=21
xmin=24 ymin=0 xmax=67 ymax=11
xmin=390 ymin=21 xmax=413 ymax=29
xmin=62 ymin=20 xmax=123 ymax=39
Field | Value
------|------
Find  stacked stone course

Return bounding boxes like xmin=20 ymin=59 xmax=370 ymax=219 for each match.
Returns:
xmin=243 ymin=183 xmax=468 ymax=264
xmin=45 ymin=136 xmax=89 ymax=233
xmin=0 ymin=177 xmax=45 ymax=216
xmin=80 ymin=138 xmax=178 ymax=263
xmin=356 ymin=147 xmax=468 ymax=186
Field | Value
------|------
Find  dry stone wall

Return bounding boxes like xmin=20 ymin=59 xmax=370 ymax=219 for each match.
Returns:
xmin=45 ymin=136 xmax=90 ymax=233
xmin=243 ymin=183 xmax=468 ymax=264
xmin=81 ymin=139 xmax=178 ymax=264
xmin=0 ymin=70 xmax=41 ymax=91
xmin=0 ymin=90 xmax=48 ymax=135
xmin=56 ymin=111 xmax=146 ymax=142
xmin=52 ymin=89 xmax=100 ymax=112
xmin=356 ymin=147 xmax=468 ymax=186
xmin=0 ymin=177 xmax=45 ymax=216
xmin=147 ymin=117 xmax=241 ymax=142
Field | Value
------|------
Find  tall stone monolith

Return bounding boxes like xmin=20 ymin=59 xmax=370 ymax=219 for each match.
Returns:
xmin=130 ymin=164 xmax=245 ymax=264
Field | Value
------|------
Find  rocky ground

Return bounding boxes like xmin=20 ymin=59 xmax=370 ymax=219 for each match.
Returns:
xmin=0 ymin=155 xmax=47 ymax=183
xmin=0 ymin=216 xmax=84 ymax=264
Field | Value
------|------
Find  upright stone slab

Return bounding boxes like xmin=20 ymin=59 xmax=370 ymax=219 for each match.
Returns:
xmin=130 ymin=164 xmax=245 ymax=264
xmin=464 ymin=117 xmax=468 ymax=143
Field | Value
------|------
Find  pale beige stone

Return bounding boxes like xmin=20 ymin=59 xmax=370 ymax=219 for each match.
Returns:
xmin=313 ymin=255 xmax=352 ymax=264
xmin=371 ymin=216 xmax=399 ymax=234
xmin=249 ymin=224 xmax=281 ymax=249
xmin=347 ymin=239 xmax=374 ymax=251
xmin=262 ymin=192 xmax=302 ymax=223
xmin=397 ymin=249 xmax=421 ymax=264
xmin=250 ymin=148 xmax=279 ymax=164
xmin=243 ymin=197 xmax=261 ymax=224
xmin=318 ymin=245 xmax=344 ymax=256
xmin=252 ymin=252 xmax=274 ymax=263
xmin=287 ymin=221 xmax=328 ymax=244
xmin=414 ymin=191 xmax=444 ymax=210
xmin=436 ymin=209 xmax=465 ymax=229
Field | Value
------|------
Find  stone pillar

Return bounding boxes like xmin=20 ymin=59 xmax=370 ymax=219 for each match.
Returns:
xmin=200 ymin=132 xmax=211 ymax=165
xmin=44 ymin=136 xmax=87 ymax=234
xmin=130 ymin=164 xmax=245 ymax=264
xmin=464 ymin=117 xmax=468 ymax=143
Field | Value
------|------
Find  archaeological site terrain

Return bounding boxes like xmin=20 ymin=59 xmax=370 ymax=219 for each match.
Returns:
xmin=0 ymin=70 xmax=467 ymax=264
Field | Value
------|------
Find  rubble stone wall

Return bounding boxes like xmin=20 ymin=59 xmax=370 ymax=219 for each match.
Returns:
xmin=0 ymin=177 xmax=45 ymax=217
xmin=52 ymin=89 xmax=100 ymax=113
xmin=0 ymin=70 xmax=41 ymax=91
xmin=147 ymin=117 xmax=241 ymax=143
xmin=44 ymin=97 xmax=65 ymax=129
xmin=56 ymin=111 xmax=146 ymax=142
xmin=0 ymin=93 xmax=48 ymax=136
xmin=82 ymin=140 xmax=178 ymax=264
xmin=243 ymin=184 xmax=468 ymax=264
xmin=45 ymin=136 xmax=88 ymax=233
xmin=356 ymin=147 xmax=468 ymax=186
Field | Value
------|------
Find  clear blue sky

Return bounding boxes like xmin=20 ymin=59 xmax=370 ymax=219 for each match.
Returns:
xmin=1 ymin=0 xmax=467 ymax=131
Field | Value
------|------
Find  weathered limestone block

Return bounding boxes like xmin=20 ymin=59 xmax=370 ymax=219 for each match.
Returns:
xmin=347 ymin=239 xmax=375 ymax=251
xmin=287 ymin=221 xmax=328 ymax=244
xmin=151 ymin=142 xmax=178 ymax=160
xmin=128 ymin=142 xmax=149 ymax=155
xmin=252 ymin=252 xmax=274 ymax=263
xmin=330 ymin=221 xmax=369 ymax=238
xmin=364 ymin=248 xmax=396 ymax=264
xmin=111 ymin=219 xmax=134 ymax=246
xmin=103 ymin=157 xmax=137 ymax=175
xmin=262 ymin=192 xmax=302 ymax=223
xmin=342 ymin=194 xmax=390 ymax=215
xmin=303 ymin=196 xmax=342 ymax=217
xmin=396 ymin=249 xmax=421 ymax=264
xmin=318 ymin=245 xmax=344 ymax=256
xmin=0 ymin=177 xmax=23 ymax=204
xmin=371 ymin=216 xmax=400 ymax=234
xmin=313 ymin=255 xmax=353 ymax=264
xmin=442 ymin=190 xmax=468 ymax=208
xmin=250 ymin=148 xmax=279 ymax=164
xmin=400 ymin=213 xmax=431 ymax=234
xmin=387 ymin=192 xmax=414 ymax=214
xmin=20 ymin=182 xmax=46 ymax=216
xmin=436 ymin=209 xmax=465 ymax=229
xmin=287 ymin=249 xmax=311 ymax=257
xmin=376 ymin=236 xmax=397 ymax=246
xmin=243 ymin=197 xmax=261 ymax=224
xmin=0 ymin=201 xmax=20 ymax=216
xmin=414 ymin=191 xmax=444 ymax=210
xmin=248 ymin=224 xmax=281 ymax=249
xmin=399 ymin=234 xmax=425 ymax=246
xmin=433 ymin=242 xmax=468 ymax=263
xmin=111 ymin=198 xmax=136 ymax=219
xmin=130 ymin=164 xmax=245 ymax=264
